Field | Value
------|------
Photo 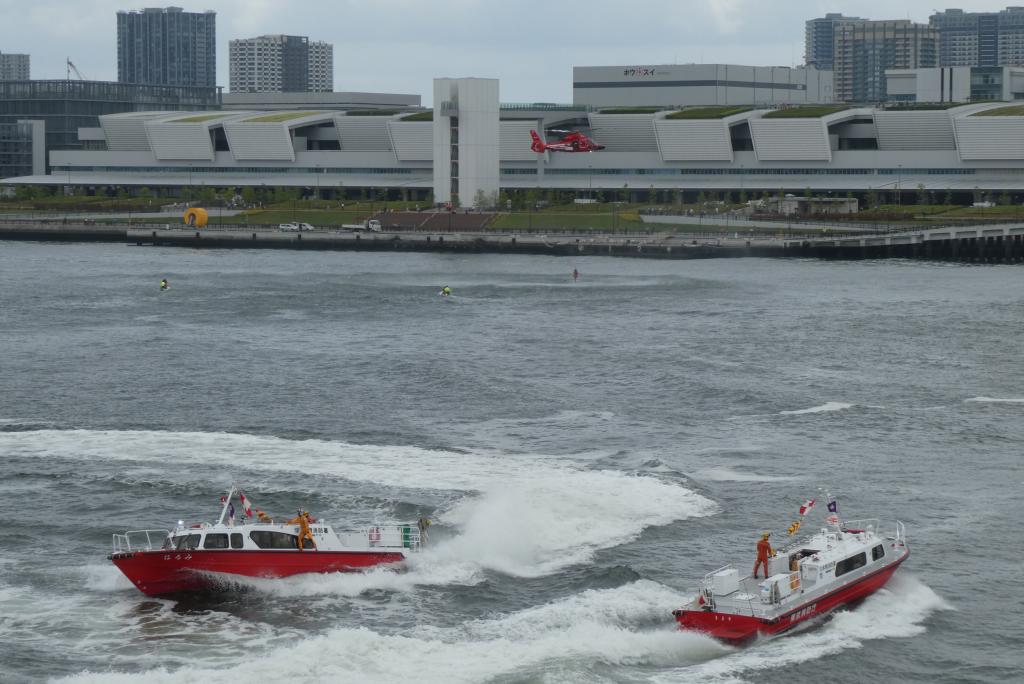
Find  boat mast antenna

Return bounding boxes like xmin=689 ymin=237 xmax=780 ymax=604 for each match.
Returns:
xmin=217 ymin=486 xmax=235 ymax=525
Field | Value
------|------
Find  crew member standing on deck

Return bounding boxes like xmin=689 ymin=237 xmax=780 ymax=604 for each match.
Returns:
xmin=287 ymin=511 xmax=317 ymax=551
xmin=753 ymin=532 xmax=773 ymax=579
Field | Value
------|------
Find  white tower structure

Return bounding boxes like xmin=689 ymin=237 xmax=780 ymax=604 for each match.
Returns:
xmin=433 ymin=78 xmax=499 ymax=209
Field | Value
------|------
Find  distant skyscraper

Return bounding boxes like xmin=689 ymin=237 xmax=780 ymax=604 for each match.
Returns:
xmin=833 ymin=20 xmax=938 ymax=102
xmin=117 ymin=7 xmax=216 ymax=87
xmin=0 ymin=52 xmax=30 ymax=80
xmin=930 ymin=7 xmax=1024 ymax=67
xmin=229 ymin=35 xmax=333 ymax=93
xmin=805 ymin=13 xmax=865 ymax=70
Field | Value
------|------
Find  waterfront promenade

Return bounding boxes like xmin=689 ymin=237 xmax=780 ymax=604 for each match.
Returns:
xmin=3 ymin=218 xmax=1024 ymax=262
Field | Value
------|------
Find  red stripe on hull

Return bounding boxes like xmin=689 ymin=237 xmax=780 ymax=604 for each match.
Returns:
xmin=111 ymin=549 xmax=407 ymax=597
xmin=675 ymin=554 xmax=908 ymax=644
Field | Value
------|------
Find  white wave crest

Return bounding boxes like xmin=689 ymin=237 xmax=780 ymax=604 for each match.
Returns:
xmin=694 ymin=467 xmax=799 ymax=483
xmin=80 ymin=563 xmax=136 ymax=593
xmin=57 ymin=580 xmax=729 ymax=684
xmin=231 ymin=471 xmax=716 ymax=596
xmin=964 ymin=396 xmax=1024 ymax=404
xmin=779 ymin=402 xmax=854 ymax=415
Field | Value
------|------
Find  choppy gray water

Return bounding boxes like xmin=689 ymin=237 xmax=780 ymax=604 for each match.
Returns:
xmin=0 ymin=243 xmax=1020 ymax=683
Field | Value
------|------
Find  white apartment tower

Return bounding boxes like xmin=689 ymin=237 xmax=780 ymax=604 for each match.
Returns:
xmin=229 ymin=35 xmax=333 ymax=93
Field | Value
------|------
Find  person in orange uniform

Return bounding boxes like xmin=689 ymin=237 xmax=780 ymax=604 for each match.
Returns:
xmin=753 ymin=532 xmax=774 ymax=579
xmin=287 ymin=511 xmax=317 ymax=551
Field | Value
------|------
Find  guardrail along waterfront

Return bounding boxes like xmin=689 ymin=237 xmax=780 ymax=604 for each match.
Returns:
xmin=784 ymin=223 xmax=1024 ymax=263
xmin=3 ymin=219 xmax=1024 ymax=262
xmin=124 ymin=225 xmax=779 ymax=259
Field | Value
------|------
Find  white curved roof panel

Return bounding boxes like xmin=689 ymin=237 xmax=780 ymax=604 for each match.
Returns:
xmin=587 ymin=114 xmax=658 ymax=152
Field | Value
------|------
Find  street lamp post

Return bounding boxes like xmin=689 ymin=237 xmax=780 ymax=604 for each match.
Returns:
xmin=896 ymin=164 xmax=902 ymax=207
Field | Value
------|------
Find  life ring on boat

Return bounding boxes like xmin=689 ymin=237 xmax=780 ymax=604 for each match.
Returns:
xmin=368 ymin=527 xmax=381 ymax=544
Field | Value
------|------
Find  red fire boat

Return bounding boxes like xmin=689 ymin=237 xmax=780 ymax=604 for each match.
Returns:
xmin=109 ymin=488 xmax=424 ymax=597
xmin=673 ymin=499 xmax=909 ymax=644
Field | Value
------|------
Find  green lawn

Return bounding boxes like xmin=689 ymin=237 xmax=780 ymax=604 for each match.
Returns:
xmin=171 ymin=114 xmax=227 ymax=123
xmin=971 ymin=105 xmax=1024 ymax=116
xmin=762 ymin=106 xmax=849 ymax=119
xmin=223 ymin=210 xmax=373 ymax=225
xmin=665 ymin=106 xmax=753 ymax=120
xmin=245 ymin=111 xmax=323 ymax=123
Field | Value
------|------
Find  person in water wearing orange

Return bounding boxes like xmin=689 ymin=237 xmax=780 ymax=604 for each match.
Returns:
xmin=287 ymin=510 xmax=317 ymax=551
xmin=753 ymin=532 xmax=774 ymax=579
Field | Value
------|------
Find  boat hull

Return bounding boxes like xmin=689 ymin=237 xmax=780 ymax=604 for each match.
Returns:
xmin=110 ymin=548 xmax=407 ymax=597
xmin=675 ymin=553 xmax=907 ymax=644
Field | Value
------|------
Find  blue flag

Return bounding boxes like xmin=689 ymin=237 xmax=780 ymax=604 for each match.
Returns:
xmin=827 ymin=500 xmax=838 ymax=513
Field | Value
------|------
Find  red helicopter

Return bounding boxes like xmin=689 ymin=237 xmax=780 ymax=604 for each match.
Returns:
xmin=530 ymin=129 xmax=605 ymax=153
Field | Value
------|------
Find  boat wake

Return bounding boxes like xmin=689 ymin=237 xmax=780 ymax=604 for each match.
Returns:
xmin=226 ymin=468 xmax=716 ymax=597
xmin=0 ymin=429 xmax=716 ymax=594
xmin=57 ymin=580 xmax=726 ymax=684
xmin=57 ymin=575 xmax=948 ymax=684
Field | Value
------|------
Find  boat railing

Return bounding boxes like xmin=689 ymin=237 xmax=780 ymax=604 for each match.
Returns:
xmin=361 ymin=524 xmax=422 ymax=551
xmin=894 ymin=520 xmax=907 ymax=544
xmin=113 ymin=529 xmax=170 ymax=554
xmin=841 ymin=518 xmax=880 ymax=536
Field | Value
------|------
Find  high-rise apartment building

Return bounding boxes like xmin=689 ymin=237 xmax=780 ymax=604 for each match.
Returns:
xmin=833 ymin=20 xmax=938 ymax=102
xmin=805 ymin=13 xmax=865 ymax=70
xmin=229 ymin=35 xmax=333 ymax=93
xmin=930 ymin=7 xmax=1024 ymax=67
xmin=117 ymin=7 xmax=216 ymax=87
xmin=0 ymin=52 xmax=30 ymax=80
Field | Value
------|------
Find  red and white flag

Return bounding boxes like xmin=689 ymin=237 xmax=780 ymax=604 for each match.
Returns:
xmin=798 ymin=498 xmax=816 ymax=516
xmin=239 ymin=492 xmax=254 ymax=518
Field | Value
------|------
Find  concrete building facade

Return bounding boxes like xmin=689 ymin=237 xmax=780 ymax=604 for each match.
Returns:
xmin=573 ymin=64 xmax=834 ymax=108
xmin=0 ymin=119 xmax=44 ymax=180
xmin=930 ymin=7 xmax=1024 ymax=67
xmin=433 ymin=78 xmax=500 ymax=208
xmin=0 ymin=80 xmax=220 ymax=171
xmin=10 ymin=100 xmax=1024 ymax=202
xmin=0 ymin=52 xmax=30 ymax=81
xmin=805 ymin=13 xmax=865 ymax=70
xmin=229 ymin=35 xmax=333 ymax=93
xmin=834 ymin=20 xmax=939 ymax=102
xmin=117 ymin=7 xmax=216 ymax=87
xmin=886 ymin=66 xmax=1024 ymax=102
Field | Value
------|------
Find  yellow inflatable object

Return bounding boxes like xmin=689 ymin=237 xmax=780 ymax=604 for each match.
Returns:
xmin=183 ymin=207 xmax=208 ymax=227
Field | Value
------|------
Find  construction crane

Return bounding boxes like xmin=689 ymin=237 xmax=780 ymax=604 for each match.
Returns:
xmin=66 ymin=58 xmax=88 ymax=81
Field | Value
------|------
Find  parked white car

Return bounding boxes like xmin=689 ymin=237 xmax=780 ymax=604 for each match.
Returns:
xmin=279 ymin=222 xmax=315 ymax=232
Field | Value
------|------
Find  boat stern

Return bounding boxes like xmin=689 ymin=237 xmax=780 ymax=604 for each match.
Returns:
xmin=673 ymin=608 xmax=765 ymax=644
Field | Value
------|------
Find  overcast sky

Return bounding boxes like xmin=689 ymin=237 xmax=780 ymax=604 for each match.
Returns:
xmin=0 ymin=0 xmax=1016 ymax=103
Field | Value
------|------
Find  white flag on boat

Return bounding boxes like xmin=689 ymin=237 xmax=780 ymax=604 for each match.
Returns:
xmin=798 ymin=498 xmax=815 ymax=516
